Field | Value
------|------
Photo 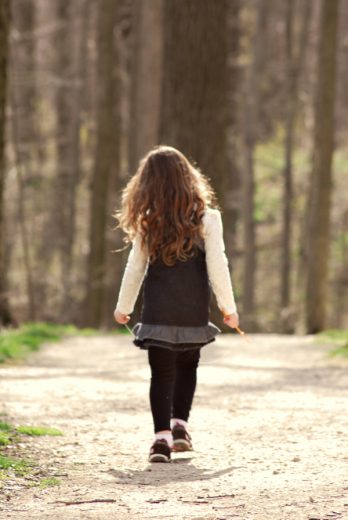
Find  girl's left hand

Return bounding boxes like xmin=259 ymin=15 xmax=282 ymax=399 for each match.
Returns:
xmin=114 ymin=309 xmax=131 ymax=324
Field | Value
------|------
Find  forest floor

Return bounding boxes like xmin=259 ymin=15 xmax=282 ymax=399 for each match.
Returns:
xmin=0 ymin=332 xmax=347 ymax=520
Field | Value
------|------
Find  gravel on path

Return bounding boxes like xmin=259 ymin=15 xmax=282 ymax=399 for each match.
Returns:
xmin=0 ymin=333 xmax=347 ymax=520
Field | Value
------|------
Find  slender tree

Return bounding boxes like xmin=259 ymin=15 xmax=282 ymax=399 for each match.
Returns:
xmin=0 ymin=0 xmax=12 ymax=325
xmin=305 ymin=0 xmax=340 ymax=333
xmin=280 ymin=0 xmax=311 ymax=329
xmin=242 ymin=0 xmax=268 ymax=323
xmin=54 ymin=0 xmax=89 ymax=317
xmin=9 ymin=0 xmax=39 ymax=320
xmin=225 ymin=0 xmax=242 ymax=256
xmin=86 ymin=0 xmax=119 ymax=327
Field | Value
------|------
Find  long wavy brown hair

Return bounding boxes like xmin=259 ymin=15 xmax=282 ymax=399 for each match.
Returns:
xmin=115 ymin=145 xmax=218 ymax=266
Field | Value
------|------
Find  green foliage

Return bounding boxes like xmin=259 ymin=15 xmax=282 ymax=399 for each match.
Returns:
xmin=0 ymin=322 xmax=98 ymax=363
xmin=254 ymin=132 xmax=312 ymax=225
xmin=16 ymin=425 xmax=63 ymax=437
xmin=254 ymin=139 xmax=283 ymax=223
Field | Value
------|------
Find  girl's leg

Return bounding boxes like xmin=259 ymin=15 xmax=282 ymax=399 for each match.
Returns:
xmin=148 ymin=346 xmax=176 ymax=433
xmin=172 ymin=348 xmax=201 ymax=422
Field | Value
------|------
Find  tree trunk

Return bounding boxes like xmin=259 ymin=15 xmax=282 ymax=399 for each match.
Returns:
xmin=86 ymin=0 xmax=119 ymax=327
xmin=225 ymin=0 xmax=241 ymax=258
xmin=0 ymin=0 xmax=12 ymax=325
xmin=128 ymin=0 xmax=163 ymax=173
xmin=10 ymin=0 xmax=38 ymax=165
xmin=54 ymin=0 xmax=89 ymax=318
xmin=159 ymin=0 xmax=230 ymax=327
xmin=160 ymin=0 xmax=228 ymax=205
xmin=8 ymin=0 xmax=39 ymax=321
xmin=305 ymin=0 xmax=340 ymax=333
xmin=280 ymin=0 xmax=311 ymax=331
xmin=242 ymin=0 xmax=268 ymax=325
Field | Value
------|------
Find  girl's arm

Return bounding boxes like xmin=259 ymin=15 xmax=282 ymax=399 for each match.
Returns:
xmin=114 ymin=234 xmax=148 ymax=320
xmin=202 ymin=208 xmax=238 ymax=318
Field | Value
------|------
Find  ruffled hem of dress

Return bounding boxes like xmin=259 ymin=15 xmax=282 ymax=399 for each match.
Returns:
xmin=132 ymin=321 xmax=221 ymax=349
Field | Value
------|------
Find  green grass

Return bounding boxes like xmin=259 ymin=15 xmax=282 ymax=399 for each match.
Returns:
xmin=0 ymin=421 xmax=11 ymax=431
xmin=0 ymin=422 xmax=12 ymax=446
xmin=329 ymin=344 xmax=348 ymax=358
xmin=38 ymin=477 xmax=61 ymax=488
xmin=0 ymin=432 xmax=10 ymax=446
xmin=317 ymin=329 xmax=348 ymax=357
xmin=0 ymin=421 xmax=63 ymax=448
xmin=0 ymin=455 xmax=31 ymax=476
xmin=0 ymin=419 xmax=64 ymax=487
xmin=16 ymin=425 xmax=63 ymax=437
xmin=0 ymin=322 xmax=98 ymax=363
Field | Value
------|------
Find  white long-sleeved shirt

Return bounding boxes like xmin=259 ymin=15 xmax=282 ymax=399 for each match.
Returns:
xmin=115 ymin=208 xmax=237 ymax=316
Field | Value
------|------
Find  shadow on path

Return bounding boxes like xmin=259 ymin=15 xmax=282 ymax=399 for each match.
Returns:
xmin=107 ymin=461 xmax=241 ymax=486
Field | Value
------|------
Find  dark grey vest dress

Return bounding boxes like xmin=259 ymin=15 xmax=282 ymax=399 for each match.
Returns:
xmin=132 ymin=238 xmax=221 ymax=351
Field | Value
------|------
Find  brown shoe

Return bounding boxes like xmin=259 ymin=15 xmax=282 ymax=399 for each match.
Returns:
xmin=149 ymin=438 xmax=171 ymax=463
xmin=172 ymin=423 xmax=193 ymax=452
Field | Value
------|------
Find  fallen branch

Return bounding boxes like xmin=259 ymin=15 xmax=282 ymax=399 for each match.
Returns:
xmin=52 ymin=499 xmax=117 ymax=506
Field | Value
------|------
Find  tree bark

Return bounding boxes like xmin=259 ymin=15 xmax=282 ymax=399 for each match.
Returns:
xmin=8 ymin=0 xmax=39 ymax=321
xmin=0 ymin=0 xmax=12 ymax=325
xmin=305 ymin=0 xmax=340 ymax=333
xmin=280 ymin=0 xmax=311 ymax=330
xmin=242 ymin=0 xmax=268 ymax=324
xmin=160 ymin=0 xmax=228 ymax=205
xmin=159 ymin=0 xmax=231 ymax=327
xmin=225 ymin=0 xmax=242 ymax=258
xmin=128 ymin=0 xmax=163 ymax=173
xmin=86 ymin=0 xmax=119 ymax=327
xmin=54 ymin=0 xmax=89 ymax=318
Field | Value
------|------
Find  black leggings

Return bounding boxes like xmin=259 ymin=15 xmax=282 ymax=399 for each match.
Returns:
xmin=148 ymin=346 xmax=201 ymax=433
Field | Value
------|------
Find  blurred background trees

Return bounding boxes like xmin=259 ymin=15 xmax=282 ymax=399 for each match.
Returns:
xmin=0 ymin=0 xmax=347 ymax=333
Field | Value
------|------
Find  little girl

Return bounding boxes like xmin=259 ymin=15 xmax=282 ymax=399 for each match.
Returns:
xmin=114 ymin=145 xmax=239 ymax=462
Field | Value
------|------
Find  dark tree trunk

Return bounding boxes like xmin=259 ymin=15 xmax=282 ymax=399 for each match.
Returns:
xmin=54 ymin=0 xmax=89 ymax=318
xmin=0 ymin=0 xmax=12 ymax=325
xmin=160 ymin=0 xmax=228 ymax=205
xmin=225 ymin=0 xmax=242 ymax=258
xmin=159 ymin=0 xmax=231 ymax=327
xmin=242 ymin=0 xmax=268 ymax=325
xmin=280 ymin=0 xmax=311 ymax=331
xmin=305 ymin=0 xmax=340 ymax=333
xmin=8 ymin=0 xmax=39 ymax=321
xmin=86 ymin=0 xmax=119 ymax=327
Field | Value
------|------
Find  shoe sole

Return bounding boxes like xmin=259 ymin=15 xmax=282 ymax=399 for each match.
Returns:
xmin=172 ymin=439 xmax=193 ymax=452
xmin=149 ymin=453 xmax=171 ymax=463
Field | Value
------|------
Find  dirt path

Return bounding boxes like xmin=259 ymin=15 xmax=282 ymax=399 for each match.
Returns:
xmin=0 ymin=333 xmax=347 ymax=519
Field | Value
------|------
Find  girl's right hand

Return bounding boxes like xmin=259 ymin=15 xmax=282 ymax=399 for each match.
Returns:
xmin=223 ymin=312 xmax=239 ymax=329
